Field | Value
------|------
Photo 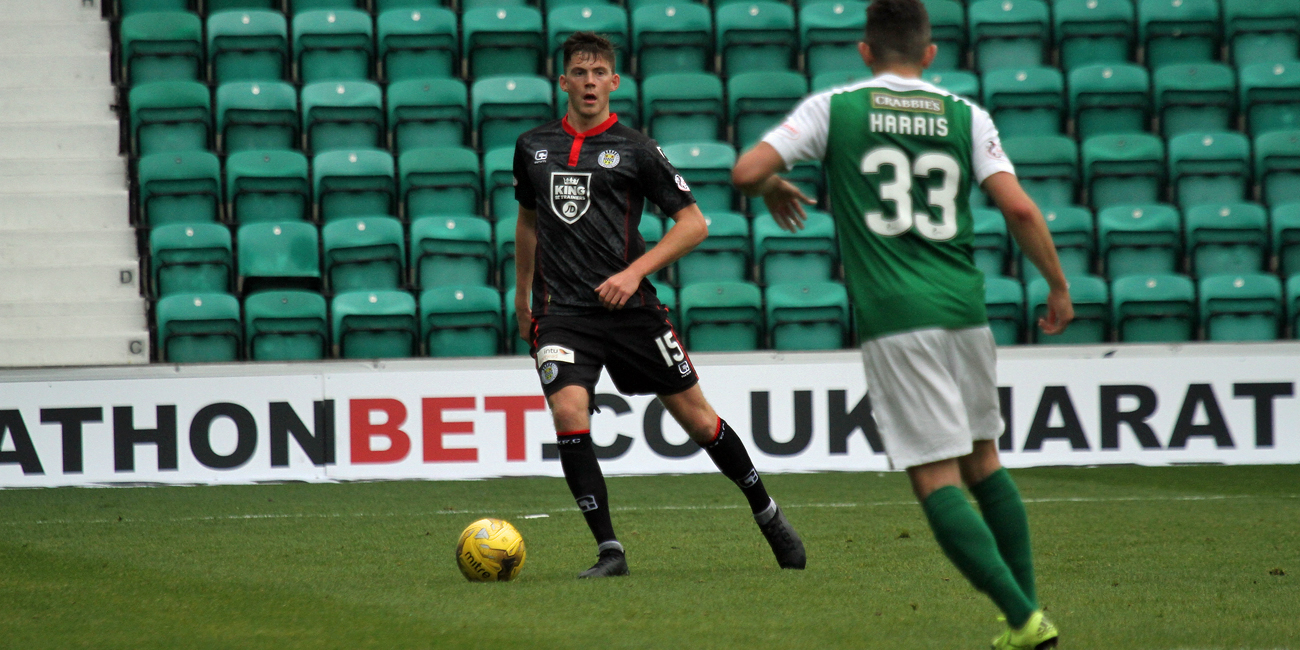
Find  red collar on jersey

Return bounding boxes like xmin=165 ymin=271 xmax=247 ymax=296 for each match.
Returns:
xmin=561 ymin=113 xmax=619 ymax=166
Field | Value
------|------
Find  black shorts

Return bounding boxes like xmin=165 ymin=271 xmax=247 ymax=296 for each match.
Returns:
xmin=532 ymin=306 xmax=699 ymax=399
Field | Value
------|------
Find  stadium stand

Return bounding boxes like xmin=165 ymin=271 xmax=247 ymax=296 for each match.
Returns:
xmin=9 ymin=0 xmax=1300 ymax=369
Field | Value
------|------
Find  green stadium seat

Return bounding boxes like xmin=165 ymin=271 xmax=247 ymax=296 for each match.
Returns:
xmin=981 ymin=67 xmax=1065 ymax=138
xmin=1082 ymin=134 xmax=1165 ymax=210
xmin=782 ymin=162 xmax=827 ymax=212
xmin=716 ymin=1 xmax=797 ymax=76
xmin=226 ymin=149 xmax=311 ymax=223
xmin=301 ymin=81 xmax=385 ymax=153
xmin=549 ymin=5 xmax=630 ymax=74
xmin=1223 ymin=0 xmax=1300 ymax=67
xmin=800 ymin=1 xmax=867 ymax=78
xmin=1255 ymin=131 xmax=1300 ymax=207
xmin=138 ymin=150 xmax=222 ymax=226
xmin=765 ymin=281 xmax=848 ymax=350
xmin=555 ymin=78 xmax=641 ymax=129
xmin=1138 ymin=0 xmax=1220 ymax=71
xmin=1022 ymin=206 xmax=1094 ymax=281
xmin=156 ymin=293 xmax=242 ymax=363
xmin=483 ymin=146 xmax=516 ymax=221
xmin=972 ymin=208 xmax=1008 ymax=277
xmin=968 ymin=0 xmax=1050 ymax=73
xmin=388 ymin=78 xmax=469 ymax=152
xmin=1029 ymin=274 xmax=1109 ymax=344
xmin=243 ymin=290 xmax=329 ymax=361
xmin=150 ymin=223 xmax=233 ymax=297
xmin=662 ymin=142 xmax=736 ymax=213
xmin=1272 ymin=203 xmax=1300 ymax=279
xmin=462 ymin=6 xmax=545 ymax=78
xmin=293 ymin=9 xmax=374 ymax=84
xmin=207 ymin=9 xmax=288 ymax=84
xmin=208 ymin=0 xmax=279 ymax=13
xmin=290 ymin=0 xmax=366 ymax=14
xmin=503 ymin=286 xmax=530 ymax=355
xmin=323 ymin=216 xmax=406 ymax=292
xmin=332 ymin=290 xmax=419 ymax=358
xmin=121 ymin=0 xmax=190 ymax=14
xmin=1002 ymin=135 xmax=1078 ymax=208
xmin=472 ymin=75 xmax=553 ymax=152
xmin=924 ymin=70 xmax=979 ymax=101
xmin=496 ymin=216 xmax=517 ymax=289
xmin=1168 ymin=132 xmax=1252 ymax=208
xmin=237 ymin=221 xmax=322 ymax=293
xmin=1184 ymin=202 xmax=1268 ymax=277
xmin=378 ymin=7 xmax=458 ymax=83
xmin=648 ymin=280 xmax=679 ymax=331
xmin=1111 ymin=273 xmax=1196 ymax=342
xmin=985 ymin=275 xmax=1025 ymax=345
xmin=399 ymin=146 xmax=481 ymax=218
xmin=643 ymin=72 xmax=724 ymax=145
xmin=753 ymin=210 xmax=836 ymax=284
xmin=677 ymin=211 xmax=750 ymax=285
xmin=462 ymin=0 xmax=530 ymax=8
xmin=680 ymin=280 xmax=763 ymax=351
xmin=923 ymin=0 xmax=967 ymax=72
xmin=129 ymin=80 xmax=211 ymax=156
xmin=120 ymin=11 xmax=204 ymax=85
xmin=632 ymin=3 xmax=713 ymax=77
xmin=216 ymin=81 xmax=298 ymax=153
xmin=1153 ymin=63 xmax=1237 ymax=139
xmin=1289 ymin=276 xmax=1300 ymax=338
xmin=376 ymin=0 xmax=449 ymax=10
xmin=1054 ymin=0 xmax=1135 ymax=71
xmin=811 ymin=69 xmax=872 ymax=93
xmin=1199 ymin=273 xmax=1283 ymax=341
xmin=411 ymin=214 xmax=494 ymax=288
xmin=420 ymin=286 xmax=503 ymax=357
xmin=1240 ymin=62 xmax=1300 ymax=138
xmin=640 ymin=212 xmax=670 ymax=281
xmin=1069 ymin=63 xmax=1151 ymax=141
xmin=1098 ymin=203 xmax=1180 ymax=278
xmin=313 ymin=149 xmax=397 ymax=221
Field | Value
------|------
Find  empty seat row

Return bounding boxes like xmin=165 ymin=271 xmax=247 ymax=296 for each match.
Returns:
xmin=975 ymin=202 xmax=1300 ymax=283
xmin=995 ymin=130 xmax=1300 ymax=211
xmin=985 ymin=272 xmax=1300 ymax=345
xmin=155 ymin=279 xmax=852 ymax=361
xmin=127 ymin=70 xmax=813 ymax=157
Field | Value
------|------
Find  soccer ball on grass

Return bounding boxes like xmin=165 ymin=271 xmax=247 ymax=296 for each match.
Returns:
xmin=456 ymin=518 xmax=526 ymax=582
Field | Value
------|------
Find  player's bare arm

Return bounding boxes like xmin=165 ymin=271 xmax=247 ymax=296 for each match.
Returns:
xmin=594 ymin=203 xmax=708 ymax=310
xmin=514 ymin=206 xmax=538 ymax=341
xmin=983 ymin=171 xmax=1075 ymax=335
xmin=732 ymin=142 xmax=816 ymax=232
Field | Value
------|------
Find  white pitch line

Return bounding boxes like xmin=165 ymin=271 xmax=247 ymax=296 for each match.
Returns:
xmin=4 ymin=493 xmax=1296 ymax=527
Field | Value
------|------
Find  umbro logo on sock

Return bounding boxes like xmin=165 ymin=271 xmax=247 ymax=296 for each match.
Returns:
xmin=738 ymin=469 xmax=760 ymax=488
xmin=576 ymin=495 xmax=599 ymax=512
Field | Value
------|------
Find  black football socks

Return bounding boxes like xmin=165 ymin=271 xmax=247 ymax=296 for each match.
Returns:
xmin=556 ymin=430 xmax=618 ymax=547
xmin=701 ymin=419 xmax=774 ymax=517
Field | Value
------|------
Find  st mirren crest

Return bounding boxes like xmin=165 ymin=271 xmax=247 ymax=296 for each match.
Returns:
xmin=550 ymin=171 xmax=592 ymax=224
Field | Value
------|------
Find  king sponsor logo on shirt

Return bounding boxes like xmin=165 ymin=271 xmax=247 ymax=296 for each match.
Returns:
xmin=550 ymin=172 xmax=592 ymax=224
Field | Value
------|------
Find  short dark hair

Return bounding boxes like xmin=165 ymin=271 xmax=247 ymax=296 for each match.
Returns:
xmin=865 ymin=0 xmax=931 ymax=66
xmin=562 ymin=31 xmax=617 ymax=73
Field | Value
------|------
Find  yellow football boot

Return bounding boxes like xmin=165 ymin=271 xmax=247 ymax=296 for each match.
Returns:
xmin=991 ymin=610 xmax=1058 ymax=650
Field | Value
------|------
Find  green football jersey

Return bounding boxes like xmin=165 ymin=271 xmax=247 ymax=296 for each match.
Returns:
xmin=764 ymin=73 xmax=1015 ymax=342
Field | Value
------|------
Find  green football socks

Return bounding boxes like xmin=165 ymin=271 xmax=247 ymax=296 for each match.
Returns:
xmin=970 ymin=468 xmax=1037 ymax=608
xmin=922 ymin=485 xmax=1034 ymax=629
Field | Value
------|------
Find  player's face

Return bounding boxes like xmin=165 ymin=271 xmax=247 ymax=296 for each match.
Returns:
xmin=560 ymin=53 xmax=620 ymax=120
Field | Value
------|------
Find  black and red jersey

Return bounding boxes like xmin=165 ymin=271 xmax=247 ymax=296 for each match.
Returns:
xmin=513 ymin=113 xmax=696 ymax=316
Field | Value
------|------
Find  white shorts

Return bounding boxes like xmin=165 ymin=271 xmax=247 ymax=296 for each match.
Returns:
xmin=861 ymin=326 xmax=1004 ymax=470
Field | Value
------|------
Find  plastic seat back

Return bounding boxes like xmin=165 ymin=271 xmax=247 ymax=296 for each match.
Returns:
xmin=472 ymin=75 xmax=554 ymax=152
xmin=483 ymin=146 xmax=517 ymax=220
xmin=983 ymin=67 xmax=1064 ymax=138
xmin=244 ymin=290 xmax=329 ymax=360
xmin=729 ymin=71 xmax=807 ymax=149
xmin=301 ymin=81 xmax=385 ymax=153
xmin=226 ymin=149 xmax=311 ymax=223
xmin=208 ymin=9 xmax=289 ymax=83
xmin=129 ymin=80 xmax=212 ymax=156
xmin=1240 ymin=62 xmax=1300 ymax=138
xmin=411 ymin=215 xmax=494 ymax=288
xmin=1029 ymin=274 xmax=1109 ymax=343
xmin=1054 ymin=0 xmax=1135 ymax=71
xmin=1023 ymin=206 xmax=1094 ymax=281
xmin=680 ymin=281 xmax=763 ymax=351
xmin=677 ymin=211 xmax=750 ymax=285
xmin=925 ymin=70 xmax=980 ymax=101
xmin=765 ymin=281 xmax=848 ymax=350
xmin=1200 ymin=273 xmax=1283 ymax=341
xmin=968 ymin=0 xmax=1050 ymax=73
xmin=1098 ymin=203 xmax=1181 ymax=279
xmin=378 ymin=7 xmax=458 ymax=82
xmin=313 ymin=148 xmax=397 ymax=221
xmin=151 ymin=223 xmax=233 ymax=298
xmin=984 ymin=276 xmax=1025 ymax=345
xmin=420 ymin=286 xmax=503 ymax=357
xmin=388 ymin=77 xmax=469 ymax=152
xmin=972 ymin=208 xmax=1008 ymax=277
xmin=1069 ymin=63 xmax=1150 ymax=141
xmin=1112 ymin=273 xmax=1195 ymax=342
xmin=462 ymin=6 xmax=545 ymax=77
xmin=293 ymin=9 xmax=374 ymax=84
xmin=753 ymin=210 xmax=836 ymax=284
xmin=715 ymin=1 xmax=797 ymax=76
xmin=496 ymin=217 xmax=517 ymax=289
xmin=1138 ymin=0 xmax=1220 ymax=70
xmin=642 ymin=72 xmax=724 ymax=145
xmin=1002 ymin=135 xmax=1078 ymax=207
xmin=662 ymin=142 xmax=737 ymax=213
xmin=1185 ymin=202 xmax=1268 ymax=277
xmin=323 ymin=216 xmax=407 ymax=292
xmin=799 ymin=1 xmax=867 ymax=78
xmin=1168 ymin=132 xmax=1252 ymax=208
xmin=139 ymin=151 xmax=222 ymax=226
xmin=1154 ymin=63 xmax=1237 ymax=139
xmin=632 ymin=3 xmax=713 ymax=77
xmin=157 ymin=293 xmax=242 ymax=362
xmin=399 ymin=146 xmax=482 ymax=218
xmin=1082 ymin=134 xmax=1165 ymax=209
xmin=1224 ymin=0 xmax=1300 ymax=67
xmin=121 ymin=11 xmax=204 ymax=84
xmin=333 ymin=290 xmax=419 ymax=358
xmin=1272 ymin=203 xmax=1300 ymax=279
xmin=237 ymin=221 xmax=322 ymax=293
xmin=216 ymin=81 xmax=298 ymax=153
xmin=1255 ymin=130 xmax=1300 ymax=206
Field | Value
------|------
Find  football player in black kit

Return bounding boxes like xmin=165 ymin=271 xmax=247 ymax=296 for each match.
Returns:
xmin=513 ymin=32 xmax=806 ymax=578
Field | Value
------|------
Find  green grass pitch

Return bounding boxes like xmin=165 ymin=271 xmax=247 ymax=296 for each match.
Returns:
xmin=2 ymin=465 xmax=1296 ymax=649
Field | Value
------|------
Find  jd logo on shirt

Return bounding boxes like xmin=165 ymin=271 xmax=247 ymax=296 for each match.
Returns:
xmin=550 ymin=172 xmax=592 ymax=224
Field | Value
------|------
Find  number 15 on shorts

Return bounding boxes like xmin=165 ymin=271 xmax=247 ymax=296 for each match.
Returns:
xmin=654 ymin=332 xmax=692 ymax=376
